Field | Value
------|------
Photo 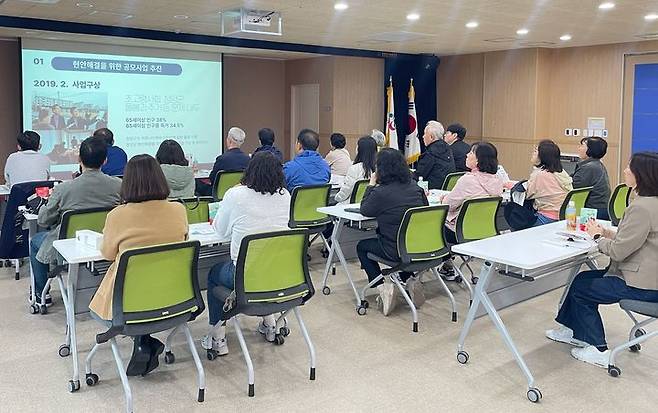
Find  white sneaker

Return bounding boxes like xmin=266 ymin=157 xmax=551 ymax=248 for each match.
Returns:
xmin=257 ymin=316 xmax=276 ymax=342
xmin=545 ymin=326 xmax=588 ymax=347
xmin=571 ymin=345 xmax=610 ymax=369
xmin=201 ymin=335 xmax=229 ymax=356
xmin=406 ymin=276 xmax=425 ymax=308
xmin=376 ymin=282 xmax=398 ymax=316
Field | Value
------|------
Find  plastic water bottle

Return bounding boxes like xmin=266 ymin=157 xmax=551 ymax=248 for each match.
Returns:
xmin=417 ymin=177 xmax=429 ymax=196
xmin=566 ymin=200 xmax=577 ymax=231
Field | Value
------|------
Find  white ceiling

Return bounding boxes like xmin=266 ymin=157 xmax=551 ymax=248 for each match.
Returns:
xmin=1 ymin=0 xmax=658 ymax=56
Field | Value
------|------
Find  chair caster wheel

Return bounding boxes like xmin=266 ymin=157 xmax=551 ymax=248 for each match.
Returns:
xmin=164 ymin=351 xmax=175 ymax=364
xmin=457 ymin=351 xmax=469 ymax=364
xmin=4 ymin=260 xmax=10 ymax=267
xmin=85 ymin=373 xmax=99 ymax=386
xmin=321 ymin=250 xmax=329 ymax=259
xmin=40 ymin=305 xmax=48 ymax=315
xmin=471 ymin=277 xmax=479 ymax=285
xmin=58 ymin=344 xmax=70 ymax=357
xmin=454 ymin=276 xmax=463 ymax=284
xmin=280 ymin=326 xmax=290 ymax=337
xmin=527 ymin=387 xmax=542 ymax=403
xmin=274 ymin=334 xmax=285 ymax=345
xmin=608 ymin=365 xmax=621 ymax=377
xmin=0 ymin=261 xmax=3 ymax=268
xmin=207 ymin=350 xmax=218 ymax=361
xmin=29 ymin=304 xmax=39 ymax=314
xmin=68 ymin=380 xmax=80 ymax=393
xmin=322 ymin=286 xmax=331 ymax=295
xmin=356 ymin=305 xmax=367 ymax=316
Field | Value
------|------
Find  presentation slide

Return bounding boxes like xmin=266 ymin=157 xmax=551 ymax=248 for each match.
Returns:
xmin=21 ymin=42 xmax=222 ymax=172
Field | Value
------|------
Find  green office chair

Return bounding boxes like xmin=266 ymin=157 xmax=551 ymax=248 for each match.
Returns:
xmin=212 ymin=170 xmax=244 ymax=201
xmin=176 ymin=197 xmax=213 ymax=224
xmin=454 ymin=197 xmax=502 ymax=289
xmin=349 ymin=179 xmax=370 ymax=203
xmin=608 ymin=300 xmax=658 ymax=378
xmin=289 ymin=184 xmax=333 ymax=253
xmin=442 ymin=172 xmax=466 ymax=191
xmin=32 ymin=207 xmax=114 ymax=317
xmin=559 ymin=187 xmax=592 ymax=220
xmin=608 ymin=184 xmax=631 ymax=226
xmin=210 ymin=229 xmax=316 ymax=397
xmin=84 ymin=241 xmax=206 ymax=412
xmin=359 ymin=205 xmax=459 ymax=332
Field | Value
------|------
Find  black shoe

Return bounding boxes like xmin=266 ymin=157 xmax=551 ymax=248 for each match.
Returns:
xmin=126 ymin=336 xmax=151 ymax=376
xmin=439 ymin=265 xmax=458 ymax=282
xmin=142 ymin=336 xmax=165 ymax=376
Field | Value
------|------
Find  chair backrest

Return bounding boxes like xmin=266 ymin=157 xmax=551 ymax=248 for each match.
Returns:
xmin=559 ymin=187 xmax=592 ymax=220
xmin=213 ymin=170 xmax=244 ymax=201
xmin=234 ymin=229 xmax=314 ymax=306
xmin=58 ymin=207 xmax=114 ymax=240
xmin=112 ymin=241 xmax=204 ymax=326
xmin=175 ymin=197 xmax=213 ymax=224
xmin=442 ymin=172 xmax=466 ymax=191
xmin=396 ymin=205 xmax=451 ymax=264
xmin=289 ymin=184 xmax=332 ymax=228
xmin=608 ymin=184 xmax=631 ymax=226
xmin=455 ymin=197 xmax=502 ymax=243
xmin=349 ymin=179 xmax=370 ymax=204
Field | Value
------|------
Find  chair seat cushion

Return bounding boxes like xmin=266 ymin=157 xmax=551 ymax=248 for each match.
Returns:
xmin=620 ymin=299 xmax=658 ymax=318
xmin=366 ymin=253 xmax=445 ymax=275
xmin=211 ymin=286 xmax=304 ymax=320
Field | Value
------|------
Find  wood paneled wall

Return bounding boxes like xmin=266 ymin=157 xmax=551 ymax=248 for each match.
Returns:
xmin=438 ymin=39 xmax=658 ymax=183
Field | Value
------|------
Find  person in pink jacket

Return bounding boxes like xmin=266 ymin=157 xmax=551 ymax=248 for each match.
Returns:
xmin=527 ymin=140 xmax=573 ymax=225
xmin=439 ymin=142 xmax=504 ymax=279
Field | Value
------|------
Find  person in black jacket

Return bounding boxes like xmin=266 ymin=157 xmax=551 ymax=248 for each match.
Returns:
xmin=253 ymin=128 xmax=284 ymax=163
xmin=445 ymin=123 xmax=471 ymax=172
xmin=573 ymin=136 xmax=611 ymax=219
xmin=357 ymin=148 xmax=429 ymax=315
xmin=414 ymin=121 xmax=456 ymax=189
xmin=209 ymin=126 xmax=250 ymax=185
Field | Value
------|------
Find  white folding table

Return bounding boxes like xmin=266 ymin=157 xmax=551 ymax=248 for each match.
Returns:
xmin=452 ymin=221 xmax=601 ymax=403
xmin=52 ymin=222 xmax=229 ymax=392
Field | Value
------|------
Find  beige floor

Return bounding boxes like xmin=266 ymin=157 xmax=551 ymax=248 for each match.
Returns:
xmin=1 ymin=251 xmax=657 ymax=413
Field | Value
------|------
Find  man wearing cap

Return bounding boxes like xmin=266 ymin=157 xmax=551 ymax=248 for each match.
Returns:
xmin=209 ymin=127 xmax=250 ymax=185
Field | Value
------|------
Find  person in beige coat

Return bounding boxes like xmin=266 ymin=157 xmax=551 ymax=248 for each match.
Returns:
xmin=89 ymin=154 xmax=188 ymax=376
xmin=546 ymin=152 xmax=658 ymax=368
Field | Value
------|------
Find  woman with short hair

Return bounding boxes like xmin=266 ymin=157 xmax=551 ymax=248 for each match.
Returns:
xmin=546 ymin=152 xmax=658 ymax=368
xmin=156 ymin=139 xmax=195 ymax=198
xmin=89 ymin=154 xmax=188 ymax=376
xmin=526 ymin=139 xmax=573 ymax=226
xmin=573 ymin=136 xmax=611 ymax=219
xmin=325 ymin=132 xmax=352 ymax=177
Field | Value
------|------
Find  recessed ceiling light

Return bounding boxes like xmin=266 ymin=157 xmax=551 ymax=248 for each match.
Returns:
xmin=334 ymin=2 xmax=348 ymax=10
xmin=516 ymin=28 xmax=529 ymax=35
xmin=174 ymin=15 xmax=189 ymax=20
xmin=560 ymin=34 xmax=572 ymax=41
xmin=465 ymin=21 xmax=479 ymax=28
xmin=598 ymin=2 xmax=615 ymax=9
xmin=406 ymin=13 xmax=420 ymax=21
xmin=645 ymin=13 xmax=658 ymax=21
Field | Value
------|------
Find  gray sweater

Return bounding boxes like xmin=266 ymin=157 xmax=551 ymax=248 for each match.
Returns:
xmin=160 ymin=164 xmax=195 ymax=199
xmin=571 ymin=158 xmax=610 ymax=211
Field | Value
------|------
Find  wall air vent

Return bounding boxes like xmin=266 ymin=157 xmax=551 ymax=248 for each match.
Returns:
xmin=520 ymin=41 xmax=557 ymax=47
xmin=636 ymin=32 xmax=658 ymax=40
xmin=484 ymin=37 xmax=518 ymax=43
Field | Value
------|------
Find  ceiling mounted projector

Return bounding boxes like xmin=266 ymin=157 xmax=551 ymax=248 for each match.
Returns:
xmin=220 ymin=8 xmax=282 ymax=38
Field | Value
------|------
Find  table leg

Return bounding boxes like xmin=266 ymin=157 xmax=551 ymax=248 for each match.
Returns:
xmin=457 ymin=261 xmax=495 ymax=351
xmin=321 ymin=217 xmax=341 ymax=293
xmin=28 ymin=220 xmax=38 ymax=304
xmin=66 ymin=263 xmax=81 ymax=392
xmin=320 ymin=217 xmax=360 ymax=306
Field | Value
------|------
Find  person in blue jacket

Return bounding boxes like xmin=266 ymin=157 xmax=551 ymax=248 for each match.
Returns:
xmin=94 ymin=128 xmax=127 ymax=176
xmin=283 ymin=128 xmax=330 ymax=190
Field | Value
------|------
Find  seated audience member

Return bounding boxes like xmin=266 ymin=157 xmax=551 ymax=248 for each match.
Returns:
xmin=203 ymin=152 xmax=291 ymax=355
xmin=370 ymin=129 xmax=386 ymax=148
xmin=357 ymin=149 xmax=429 ymax=315
xmin=253 ymin=128 xmax=283 ymax=162
xmin=283 ymin=128 xmax=331 ymax=190
xmin=156 ymin=139 xmax=195 ymax=198
xmin=31 ymin=137 xmax=122 ymax=305
xmin=4 ymin=131 xmax=51 ymax=187
xmin=94 ymin=128 xmax=127 ymax=176
xmin=572 ymin=137 xmax=611 ymax=219
xmin=439 ymin=142 xmax=504 ymax=279
xmin=334 ymin=136 xmax=378 ymax=204
xmin=415 ymin=121 xmax=456 ymax=189
xmin=209 ymin=127 xmax=250 ymax=185
xmin=325 ymin=133 xmax=352 ymax=177
xmin=526 ymin=140 xmax=573 ymax=226
xmin=444 ymin=123 xmax=471 ymax=172
xmin=546 ymin=152 xmax=658 ymax=368
xmin=89 ymin=154 xmax=188 ymax=376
